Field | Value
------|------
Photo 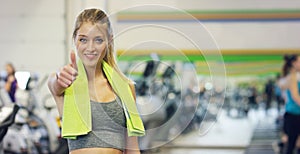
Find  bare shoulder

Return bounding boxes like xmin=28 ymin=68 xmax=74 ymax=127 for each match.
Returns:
xmin=282 ymin=74 xmax=300 ymax=90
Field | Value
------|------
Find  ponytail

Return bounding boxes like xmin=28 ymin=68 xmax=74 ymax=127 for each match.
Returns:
xmin=282 ymin=54 xmax=297 ymax=77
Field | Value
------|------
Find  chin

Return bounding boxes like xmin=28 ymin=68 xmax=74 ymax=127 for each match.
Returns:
xmin=82 ymin=61 xmax=97 ymax=67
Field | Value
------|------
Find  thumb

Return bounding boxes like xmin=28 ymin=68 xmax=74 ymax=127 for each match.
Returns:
xmin=70 ymin=51 xmax=78 ymax=70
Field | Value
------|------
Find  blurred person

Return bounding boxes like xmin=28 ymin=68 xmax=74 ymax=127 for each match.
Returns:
xmin=48 ymin=8 xmax=143 ymax=154
xmin=275 ymin=73 xmax=285 ymax=113
xmin=280 ymin=54 xmax=300 ymax=154
xmin=264 ymin=78 xmax=274 ymax=114
xmin=4 ymin=63 xmax=17 ymax=103
xmin=248 ymin=85 xmax=258 ymax=110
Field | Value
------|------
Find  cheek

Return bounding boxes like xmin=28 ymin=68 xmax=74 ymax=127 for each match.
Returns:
xmin=97 ymin=43 xmax=107 ymax=53
xmin=76 ymin=43 xmax=86 ymax=52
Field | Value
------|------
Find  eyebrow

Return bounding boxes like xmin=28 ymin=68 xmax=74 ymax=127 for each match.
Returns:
xmin=77 ymin=34 xmax=104 ymax=38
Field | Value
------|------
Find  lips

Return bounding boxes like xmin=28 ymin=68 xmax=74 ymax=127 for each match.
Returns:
xmin=84 ymin=53 xmax=98 ymax=60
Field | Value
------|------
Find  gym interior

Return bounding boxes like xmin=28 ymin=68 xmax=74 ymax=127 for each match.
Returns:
xmin=0 ymin=0 xmax=300 ymax=154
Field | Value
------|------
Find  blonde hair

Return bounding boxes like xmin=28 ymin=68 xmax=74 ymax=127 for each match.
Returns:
xmin=73 ymin=8 xmax=132 ymax=83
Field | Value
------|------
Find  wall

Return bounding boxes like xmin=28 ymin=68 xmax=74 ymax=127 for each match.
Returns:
xmin=0 ymin=0 xmax=66 ymax=110
xmin=1 ymin=0 xmax=299 ymax=75
xmin=108 ymin=0 xmax=300 ymax=53
xmin=0 ymin=0 xmax=65 ymax=75
xmin=110 ymin=0 xmax=300 ymax=10
xmin=0 ymin=0 xmax=108 ymax=75
xmin=0 ymin=0 xmax=299 ymax=92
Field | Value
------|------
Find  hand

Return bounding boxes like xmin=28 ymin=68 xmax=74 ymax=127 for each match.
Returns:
xmin=56 ymin=51 xmax=78 ymax=88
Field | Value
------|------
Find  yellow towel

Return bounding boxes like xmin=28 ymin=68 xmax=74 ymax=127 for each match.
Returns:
xmin=62 ymin=60 xmax=145 ymax=139
xmin=62 ymin=59 xmax=91 ymax=139
xmin=102 ymin=61 xmax=145 ymax=137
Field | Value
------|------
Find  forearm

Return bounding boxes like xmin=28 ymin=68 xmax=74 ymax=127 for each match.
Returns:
xmin=47 ymin=73 xmax=65 ymax=96
xmin=47 ymin=73 xmax=65 ymax=116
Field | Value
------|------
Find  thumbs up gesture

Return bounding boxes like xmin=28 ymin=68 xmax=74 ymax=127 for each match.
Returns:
xmin=56 ymin=51 xmax=78 ymax=88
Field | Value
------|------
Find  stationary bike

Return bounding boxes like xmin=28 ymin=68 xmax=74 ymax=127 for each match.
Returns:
xmin=0 ymin=103 xmax=20 ymax=154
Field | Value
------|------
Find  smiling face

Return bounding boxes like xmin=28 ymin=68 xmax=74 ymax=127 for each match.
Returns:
xmin=74 ymin=22 xmax=108 ymax=68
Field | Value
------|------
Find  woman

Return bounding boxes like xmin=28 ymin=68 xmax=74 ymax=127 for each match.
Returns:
xmin=281 ymin=54 xmax=300 ymax=154
xmin=48 ymin=8 xmax=142 ymax=154
xmin=4 ymin=63 xmax=17 ymax=103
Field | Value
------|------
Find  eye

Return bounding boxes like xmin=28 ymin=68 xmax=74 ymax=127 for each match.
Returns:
xmin=95 ymin=38 xmax=103 ymax=44
xmin=79 ymin=38 xmax=87 ymax=43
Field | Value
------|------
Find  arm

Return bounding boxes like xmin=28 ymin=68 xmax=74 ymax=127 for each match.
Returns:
xmin=125 ymin=83 xmax=141 ymax=154
xmin=47 ymin=52 xmax=78 ymax=117
xmin=125 ymin=133 xmax=140 ymax=154
xmin=4 ymin=75 xmax=15 ymax=92
xmin=289 ymin=71 xmax=300 ymax=105
xmin=47 ymin=73 xmax=65 ymax=116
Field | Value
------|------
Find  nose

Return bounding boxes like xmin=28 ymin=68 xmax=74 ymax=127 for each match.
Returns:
xmin=87 ymin=40 xmax=95 ymax=51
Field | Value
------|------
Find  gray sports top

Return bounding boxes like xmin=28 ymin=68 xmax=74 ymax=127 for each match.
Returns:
xmin=68 ymin=97 xmax=126 ymax=152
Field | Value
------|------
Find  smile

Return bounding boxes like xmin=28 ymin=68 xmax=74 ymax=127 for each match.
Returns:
xmin=84 ymin=53 xmax=98 ymax=59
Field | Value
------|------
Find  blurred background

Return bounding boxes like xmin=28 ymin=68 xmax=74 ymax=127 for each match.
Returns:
xmin=0 ymin=0 xmax=300 ymax=154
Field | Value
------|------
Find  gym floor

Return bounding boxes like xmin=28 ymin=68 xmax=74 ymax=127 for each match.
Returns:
xmin=144 ymin=106 xmax=280 ymax=154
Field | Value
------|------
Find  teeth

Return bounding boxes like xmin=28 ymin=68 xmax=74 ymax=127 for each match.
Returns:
xmin=84 ymin=53 xmax=96 ymax=59
xmin=84 ymin=53 xmax=97 ymax=56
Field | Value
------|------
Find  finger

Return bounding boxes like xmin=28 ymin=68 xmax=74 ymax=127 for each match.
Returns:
xmin=66 ymin=64 xmax=78 ymax=77
xmin=60 ymin=66 xmax=77 ymax=81
xmin=56 ymin=72 xmax=72 ymax=88
xmin=70 ymin=51 xmax=78 ymax=71
xmin=57 ymin=78 xmax=70 ymax=88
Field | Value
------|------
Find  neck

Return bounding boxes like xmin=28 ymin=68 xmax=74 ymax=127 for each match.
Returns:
xmin=85 ymin=61 xmax=105 ymax=81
